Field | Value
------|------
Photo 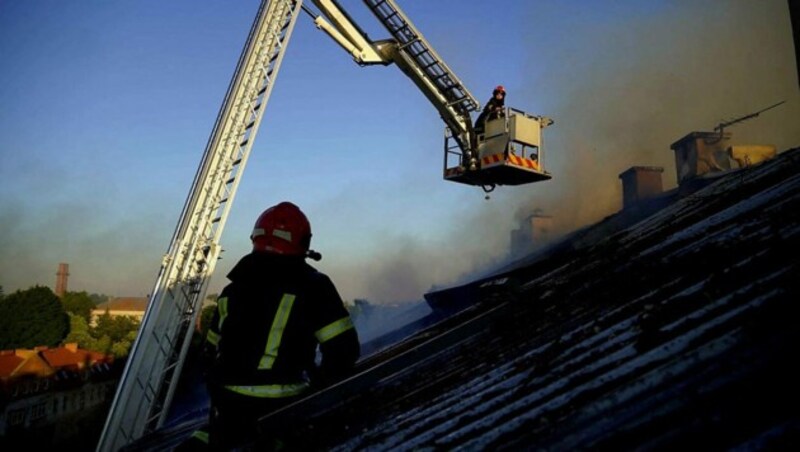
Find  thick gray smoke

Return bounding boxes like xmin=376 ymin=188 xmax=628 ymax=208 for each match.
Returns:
xmin=2 ymin=1 xmax=797 ymax=310
xmin=326 ymin=0 xmax=800 ymax=305
xmin=512 ymin=0 xmax=800 ymax=238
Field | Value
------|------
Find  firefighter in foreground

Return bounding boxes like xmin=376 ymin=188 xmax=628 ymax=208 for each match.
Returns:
xmin=184 ymin=202 xmax=360 ymax=450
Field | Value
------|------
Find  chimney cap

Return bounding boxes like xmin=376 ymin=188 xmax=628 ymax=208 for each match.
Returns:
xmin=619 ymin=166 xmax=664 ymax=179
xmin=670 ymin=131 xmax=732 ymax=150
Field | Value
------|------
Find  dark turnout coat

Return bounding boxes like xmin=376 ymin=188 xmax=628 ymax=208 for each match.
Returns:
xmin=474 ymin=95 xmax=506 ymax=133
xmin=204 ymin=252 xmax=360 ymax=396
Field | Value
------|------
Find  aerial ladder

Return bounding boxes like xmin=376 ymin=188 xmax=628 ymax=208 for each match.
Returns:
xmin=98 ymin=1 xmax=554 ymax=450
xmin=308 ymin=0 xmax=553 ymax=192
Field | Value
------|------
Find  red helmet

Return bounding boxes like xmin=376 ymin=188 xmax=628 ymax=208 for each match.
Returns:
xmin=250 ymin=202 xmax=311 ymax=255
xmin=494 ymin=85 xmax=506 ymax=94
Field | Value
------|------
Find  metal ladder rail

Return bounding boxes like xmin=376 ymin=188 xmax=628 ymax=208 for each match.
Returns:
xmin=96 ymin=2 xmax=303 ymax=451
xmin=363 ymin=0 xmax=479 ymax=116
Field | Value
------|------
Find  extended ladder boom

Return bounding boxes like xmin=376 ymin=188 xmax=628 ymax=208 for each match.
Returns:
xmin=310 ymin=0 xmax=479 ymax=154
xmin=364 ymin=0 xmax=479 ymax=137
xmin=97 ymin=1 xmax=303 ymax=450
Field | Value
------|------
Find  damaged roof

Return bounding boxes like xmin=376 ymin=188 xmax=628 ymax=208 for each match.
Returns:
xmin=259 ymin=147 xmax=800 ymax=450
xmin=132 ymin=147 xmax=800 ymax=450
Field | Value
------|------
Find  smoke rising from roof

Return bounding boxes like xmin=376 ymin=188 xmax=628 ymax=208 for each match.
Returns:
xmin=511 ymin=0 xmax=800 ymax=238
xmin=327 ymin=0 xmax=800 ymax=304
xmin=1 ymin=1 xmax=797 ymax=307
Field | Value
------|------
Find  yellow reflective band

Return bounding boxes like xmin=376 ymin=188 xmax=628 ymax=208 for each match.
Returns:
xmin=217 ymin=297 xmax=229 ymax=331
xmin=206 ymin=329 xmax=220 ymax=346
xmin=315 ymin=316 xmax=354 ymax=343
xmin=191 ymin=430 xmax=209 ymax=444
xmin=258 ymin=294 xmax=296 ymax=370
xmin=224 ymin=382 xmax=309 ymax=398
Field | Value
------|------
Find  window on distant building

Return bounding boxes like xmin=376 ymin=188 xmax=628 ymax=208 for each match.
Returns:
xmin=7 ymin=408 xmax=26 ymax=426
xmin=30 ymin=402 xmax=46 ymax=421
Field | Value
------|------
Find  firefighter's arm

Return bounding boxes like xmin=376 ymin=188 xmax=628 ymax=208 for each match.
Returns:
xmin=317 ymin=321 xmax=359 ymax=378
xmin=311 ymin=275 xmax=360 ymax=385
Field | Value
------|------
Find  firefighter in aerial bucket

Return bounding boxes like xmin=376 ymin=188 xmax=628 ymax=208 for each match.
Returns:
xmin=467 ymin=85 xmax=507 ymax=170
xmin=180 ymin=201 xmax=360 ymax=450
xmin=474 ymin=84 xmax=506 ymax=135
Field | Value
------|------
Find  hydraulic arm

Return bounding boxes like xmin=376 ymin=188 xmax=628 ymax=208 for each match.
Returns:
xmin=308 ymin=0 xmax=479 ymax=159
xmin=309 ymin=0 xmax=553 ymax=190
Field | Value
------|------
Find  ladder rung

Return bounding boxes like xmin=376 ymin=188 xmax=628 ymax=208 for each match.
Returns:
xmin=239 ymin=139 xmax=249 ymax=147
xmin=447 ymin=96 xmax=468 ymax=107
xmin=410 ymin=47 xmax=428 ymax=58
xmin=395 ymin=24 xmax=410 ymax=35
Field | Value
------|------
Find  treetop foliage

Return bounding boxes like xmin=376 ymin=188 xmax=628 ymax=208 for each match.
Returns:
xmin=62 ymin=291 xmax=97 ymax=322
xmin=0 ymin=286 xmax=69 ymax=349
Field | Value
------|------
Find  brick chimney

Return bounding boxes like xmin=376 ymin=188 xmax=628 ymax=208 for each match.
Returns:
xmin=56 ymin=263 xmax=69 ymax=298
xmin=618 ymin=166 xmax=664 ymax=209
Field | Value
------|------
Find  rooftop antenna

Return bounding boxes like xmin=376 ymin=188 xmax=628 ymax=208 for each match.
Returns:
xmin=707 ymin=100 xmax=786 ymax=143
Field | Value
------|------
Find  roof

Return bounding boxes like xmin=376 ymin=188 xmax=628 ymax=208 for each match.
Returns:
xmin=0 ymin=345 xmax=112 ymax=381
xmin=268 ymin=147 xmax=800 ymax=450
xmin=40 ymin=344 xmax=108 ymax=369
xmin=96 ymin=297 xmax=148 ymax=312
xmin=0 ymin=350 xmax=54 ymax=380
xmin=132 ymin=147 xmax=800 ymax=450
xmin=0 ymin=351 xmax=24 ymax=379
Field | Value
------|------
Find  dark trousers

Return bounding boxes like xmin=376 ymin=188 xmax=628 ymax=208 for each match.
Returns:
xmin=176 ymin=386 xmax=299 ymax=451
xmin=210 ymin=385 xmax=299 ymax=451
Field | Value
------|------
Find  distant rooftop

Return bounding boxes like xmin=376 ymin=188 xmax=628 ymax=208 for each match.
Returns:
xmin=96 ymin=297 xmax=148 ymax=312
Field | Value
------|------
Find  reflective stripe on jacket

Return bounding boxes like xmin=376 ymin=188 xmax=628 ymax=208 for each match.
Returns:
xmin=204 ymin=252 xmax=360 ymax=393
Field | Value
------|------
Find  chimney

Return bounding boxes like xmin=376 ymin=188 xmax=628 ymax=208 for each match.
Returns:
xmin=618 ymin=166 xmax=664 ymax=209
xmin=670 ymin=131 xmax=732 ymax=185
xmin=510 ymin=209 xmax=554 ymax=257
xmin=56 ymin=263 xmax=69 ymax=298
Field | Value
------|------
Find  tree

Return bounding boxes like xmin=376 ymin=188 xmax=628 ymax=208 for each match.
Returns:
xmin=63 ymin=313 xmax=99 ymax=350
xmin=62 ymin=291 xmax=96 ymax=322
xmin=0 ymin=286 xmax=69 ymax=349
xmin=92 ymin=313 xmax=140 ymax=358
xmin=88 ymin=292 xmax=109 ymax=305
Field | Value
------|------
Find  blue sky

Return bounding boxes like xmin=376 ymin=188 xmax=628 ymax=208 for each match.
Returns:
xmin=1 ymin=0 xmax=798 ymax=304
